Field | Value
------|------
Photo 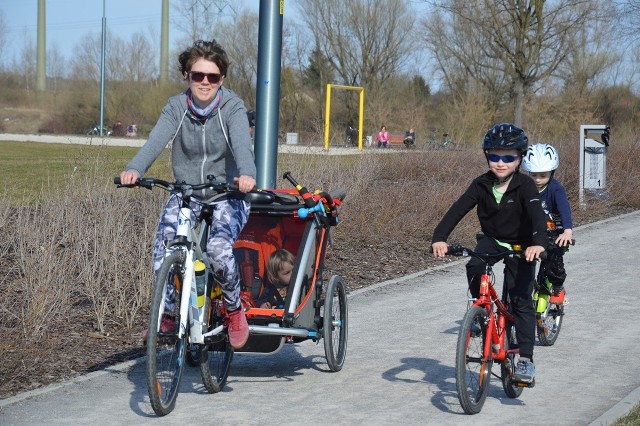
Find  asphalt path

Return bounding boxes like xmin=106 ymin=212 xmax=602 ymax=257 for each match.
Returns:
xmin=1 ymin=210 xmax=639 ymax=425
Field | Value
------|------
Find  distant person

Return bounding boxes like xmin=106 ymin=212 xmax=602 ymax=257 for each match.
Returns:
xmin=377 ymin=125 xmax=390 ymax=148
xmin=403 ymin=128 xmax=416 ymax=147
xmin=126 ymin=123 xmax=137 ymax=137
xmin=257 ymin=249 xmax=295 ymax=309
xmin=112 ymin=120 xmax=124 ymax=137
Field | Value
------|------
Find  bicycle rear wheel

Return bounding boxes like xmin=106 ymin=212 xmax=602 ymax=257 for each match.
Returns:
xmin=146 ymin=252 xmax=187 ymax=416
xmin=455 ymin=305 xmax=492 ymax=415
xmin=323 ymin=275 xmax=348 ymax=372
xmin=537 ymin=303 xmax=564 ymax=346
xmin=200 ymin=298 xmax=233 ymax=393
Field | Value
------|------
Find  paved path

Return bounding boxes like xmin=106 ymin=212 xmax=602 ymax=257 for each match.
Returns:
xmin=1 ymin=211 xmax=639 ymax=425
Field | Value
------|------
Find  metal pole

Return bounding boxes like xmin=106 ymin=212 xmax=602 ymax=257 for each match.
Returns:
xmin=160 ymin=0 xmax=169 ymax=84
xmin=99 ymin=0 xmax=106 ymax=137
xmin=254 ymin=0 xmax=283 ymax=189
xmin=36 ymin=0 xmax=46 ymax=91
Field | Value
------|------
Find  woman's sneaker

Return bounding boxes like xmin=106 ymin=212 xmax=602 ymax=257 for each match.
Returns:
xmin=227 ymin=308 xmax=249 ymax=349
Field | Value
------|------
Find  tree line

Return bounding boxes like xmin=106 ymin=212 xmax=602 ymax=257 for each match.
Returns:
xmin=0 ymin=0 xmax=639 ymax=145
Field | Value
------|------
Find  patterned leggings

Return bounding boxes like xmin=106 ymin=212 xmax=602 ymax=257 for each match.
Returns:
xmin=153 ymin=195 xmax=250 ymax=311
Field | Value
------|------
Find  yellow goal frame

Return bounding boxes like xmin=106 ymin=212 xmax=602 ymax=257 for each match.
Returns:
xmin=324 ymin=84 xmax=365 ymax=150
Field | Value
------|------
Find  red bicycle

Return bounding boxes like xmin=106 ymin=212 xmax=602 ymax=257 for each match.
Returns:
xmin=447 ymin=244 xmax=535 ymax=414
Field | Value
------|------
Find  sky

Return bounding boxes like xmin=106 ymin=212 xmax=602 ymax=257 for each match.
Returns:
xmin=0 ymin=0 xmax=263 ymax=66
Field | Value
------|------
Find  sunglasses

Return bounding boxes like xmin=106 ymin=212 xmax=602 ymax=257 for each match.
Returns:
xmin=189 ymin=72 xmax=222 ymax=84
xmin=486 ymin=153 xmax=520 ymax=163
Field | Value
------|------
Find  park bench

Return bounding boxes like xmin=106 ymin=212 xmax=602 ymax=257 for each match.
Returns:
xmin=374 ymin=131 xmax=414 ymax=148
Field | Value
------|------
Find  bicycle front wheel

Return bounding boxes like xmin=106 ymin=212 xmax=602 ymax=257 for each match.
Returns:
xmin=455 ymin=305 xmax=492 ymax=415
xmin=146 ymin=251 xmax=187 ymax=416
xmin=200 ymin=298 xmax=233 ymax=393
xmin=323 ymin=275 xmax=348 ymax=372
xmin=537 ymin=303 xmax=564 ymax=346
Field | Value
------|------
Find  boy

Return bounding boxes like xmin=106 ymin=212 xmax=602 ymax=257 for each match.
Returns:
xmin=431 ymin=123 xmax=547 ymax=384
xmin=522 ymin=143 xmax=573 ymax=302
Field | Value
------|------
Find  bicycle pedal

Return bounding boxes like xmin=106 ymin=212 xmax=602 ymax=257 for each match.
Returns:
xmin=515 ymin=378 xmax=535 ymax=388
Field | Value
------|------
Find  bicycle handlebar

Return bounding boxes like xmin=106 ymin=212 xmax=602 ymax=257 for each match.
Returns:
xmin=444 ymin=243 xmax=548 ymax=261
xmin=114 ymin=176 xmax=241 ymax=196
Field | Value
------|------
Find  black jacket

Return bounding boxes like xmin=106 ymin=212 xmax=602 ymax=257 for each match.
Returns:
xmin=432 ymin=171 xmax=548 ymax=247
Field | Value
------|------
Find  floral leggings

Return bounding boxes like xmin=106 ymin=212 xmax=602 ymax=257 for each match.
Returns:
xmin=153 ymin=195 xmax=250 ymax=312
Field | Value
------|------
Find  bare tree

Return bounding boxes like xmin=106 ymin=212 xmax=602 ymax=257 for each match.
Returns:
xmin=421 ymin=0 xmax=599 ymax=126
xmin=171 ymin=0 xmax=237 ymax=47
xmin=215 ymin=8 xmax=259 ymax=107
xmin=46 ymin=42 xmax=66 ymax=91
xmin=296 ymin=0 xmax=415 ymax=90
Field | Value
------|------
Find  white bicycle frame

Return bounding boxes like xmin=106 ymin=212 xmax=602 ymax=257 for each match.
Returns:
xmin=157 ymin=205 xmax=223 ymax=345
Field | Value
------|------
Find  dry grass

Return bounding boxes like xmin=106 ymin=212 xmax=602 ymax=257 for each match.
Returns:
xmin=0 ymin=137 xmax=639 ymax=398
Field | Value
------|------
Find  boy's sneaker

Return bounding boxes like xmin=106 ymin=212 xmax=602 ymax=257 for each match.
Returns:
xmin=549 ymin=287 xmax=566 ymax=305
xmin=227 ymin=308 xmax=249 ymax=350
xmin=513 ymin=359 xmax=536 ymax=383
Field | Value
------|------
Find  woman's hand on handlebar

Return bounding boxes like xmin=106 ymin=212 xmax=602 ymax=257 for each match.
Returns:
xmin=119 ymin=169 xmax=140 ymax=185
xmin=234 ymin=175 xmax=256 ymax=193
xmin=524 ymin=245 xmax=545 ymax=262
xmin=432 ymin=241 xmax=448 ymax=258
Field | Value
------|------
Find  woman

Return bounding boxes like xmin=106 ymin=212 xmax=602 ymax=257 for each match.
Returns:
xmin=120 ymin=40 xmax=256 ymax=350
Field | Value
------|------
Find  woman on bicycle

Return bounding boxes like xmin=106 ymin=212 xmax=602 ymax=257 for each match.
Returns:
xmin=119 ymin=40 xmax=256 ymax=350
xmin=431 ymin=123 xmax=547 ymax=384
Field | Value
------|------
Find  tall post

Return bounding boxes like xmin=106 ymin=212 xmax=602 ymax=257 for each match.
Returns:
xmin=99 ymin=0 xmax=106 ymax=137
xmin=36 ymin=0 xmax=46 ymax=91
xmin=160 ymin=0 xmax=169 ymax=84
xmin=254 ymin=0 xmax=283 ymax=189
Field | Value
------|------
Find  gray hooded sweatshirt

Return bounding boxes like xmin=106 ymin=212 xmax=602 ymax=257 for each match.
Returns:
xmin=126 ymin=87 xmax=256 ymax=197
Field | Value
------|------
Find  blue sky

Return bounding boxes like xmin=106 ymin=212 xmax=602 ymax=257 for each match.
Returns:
xmin=0 ymin=0 xmax=262 ymax=64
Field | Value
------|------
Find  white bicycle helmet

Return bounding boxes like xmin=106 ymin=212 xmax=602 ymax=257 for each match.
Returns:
xmin=522 ymin=143 xmax=559 ymax=172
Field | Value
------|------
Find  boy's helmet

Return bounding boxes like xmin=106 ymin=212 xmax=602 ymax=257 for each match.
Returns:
xmin=522 ymin=143 xmax=559 ymax=172
xmin=482 ymin=123 xmax=528 ymax=153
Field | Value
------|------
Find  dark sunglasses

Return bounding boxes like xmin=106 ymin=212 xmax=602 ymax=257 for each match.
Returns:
xmin=189 ymin=72 xmax=222 ymax=84
xmin=486 ymin=153 xmax=520 ymax=163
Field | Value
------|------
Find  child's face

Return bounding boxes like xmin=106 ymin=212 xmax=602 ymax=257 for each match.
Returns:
xmin=529 ymin=171 xmax=551 ymax=190
xmin=487 ymin=149 xmax=521 ymax=180
xmin=277 ymin=261 xmax=294 ymax=286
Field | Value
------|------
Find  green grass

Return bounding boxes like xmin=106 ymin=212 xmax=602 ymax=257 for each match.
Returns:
xmin=613 ymin=402 xmax=640 ymax=425
xmin=0 ymin=141 xmax=171 ymax=203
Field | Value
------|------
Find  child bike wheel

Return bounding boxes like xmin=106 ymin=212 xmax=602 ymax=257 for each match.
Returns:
xmin=537 ymin=303 xmax=564 ymax=346
xmin=501 ymin=325 xmax=524 ymax=398
xmin=323 ymin=275 xmax=348 ymax=372
xmin=455 ymin=305 xmax=492 ymax=415
xmin=200 ymin=298 xmax=234 ymax=393
xmin=146 ymin=252 xmax=187 ymax=416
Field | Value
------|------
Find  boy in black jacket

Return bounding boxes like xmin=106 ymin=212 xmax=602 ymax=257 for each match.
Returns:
xmin=431 ymin=123 xmax=547 ymax=384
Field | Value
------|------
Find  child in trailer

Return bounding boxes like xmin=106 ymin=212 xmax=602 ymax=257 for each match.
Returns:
xmin=257 ymin=249 xmax=295 ymax=309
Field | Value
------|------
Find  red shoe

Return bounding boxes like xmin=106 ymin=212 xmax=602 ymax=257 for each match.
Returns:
xmin=549 ymin=288 xmax=566 ymax=305
xmin=143 ymin=314 xmax=176 ymax=342
xmin=227 ymin=308 xmax=249 ymax=350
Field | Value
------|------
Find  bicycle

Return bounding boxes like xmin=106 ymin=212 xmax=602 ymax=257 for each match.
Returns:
xmin=446 ymin=244 xmax=536 ymax=415
xmin=533 ymin=219 xmax=574 ymax=346
xmin=114 ymin=175 xmax=272 ymax=416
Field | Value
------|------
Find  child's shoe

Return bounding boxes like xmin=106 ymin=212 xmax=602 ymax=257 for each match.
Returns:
xmin=549 ymin=287 xmax=566 ymax=305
